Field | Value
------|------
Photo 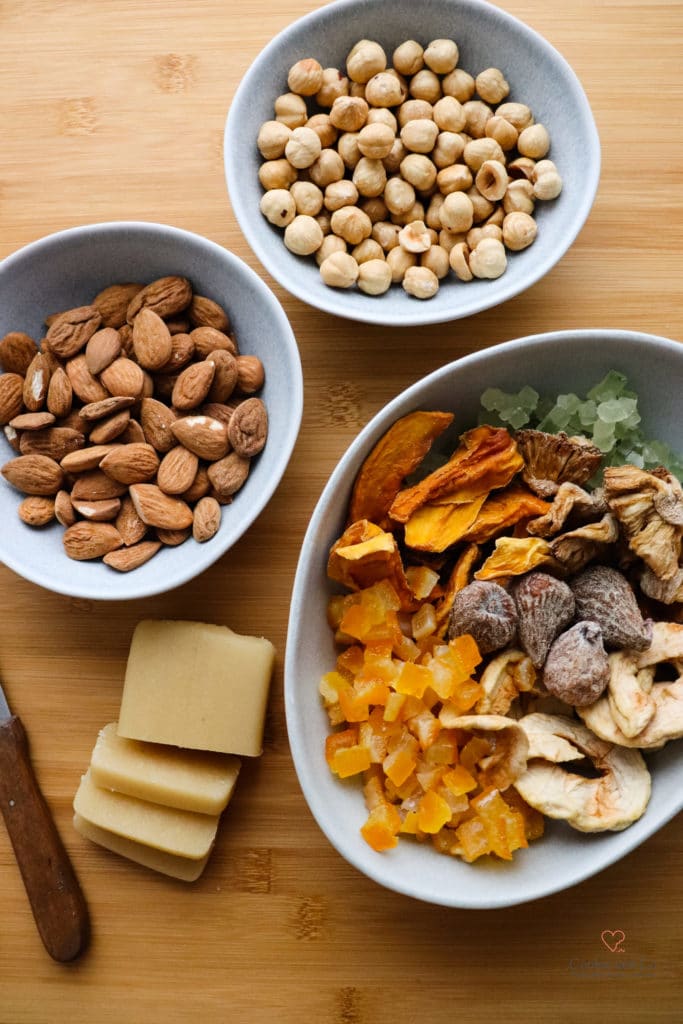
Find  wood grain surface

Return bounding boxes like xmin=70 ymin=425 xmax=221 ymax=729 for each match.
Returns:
xmin=1 ymin=1 xmax=682 ymax=1021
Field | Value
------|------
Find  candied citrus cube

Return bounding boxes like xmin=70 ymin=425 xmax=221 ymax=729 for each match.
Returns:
xmin=399 ymin=809 xmax=420 ymax=834
xmin=361 ymin=803 xmax=402 ymax=851
xmin=503 ymin=787 xmax=545 ymax=841
xmin=394 ymin=661 xmax=433 ymax=698
xmin=455 ymin=816 xmax=491 ymax=862
xmin=449 ymin=633 xmax=482 ymax=675
xmin=383 ymin=747 xmax=417 ymax=787
xmin=423 ymin=730 xmax=458 ymax=766
xmin=325 ymin=726 xmax=359 ymax=767
xmin=339 ymin=687 xmax=370 ymax=723
xmin=417 ymin=789 xmax=452 ymax=833
xmin=443 ymin=764 xmax=477 ymax=796
xmin=471 ymin=788 xmax=525 ymax=860
xmin=319 ymin=671 xmax=351 ymax=704
xmin=330 ymin=744 xmax=372 ymax=779
xmin=354 ymin=678 xmax=391 ymax=706
xmin=411 ymin=603 xmax=438 ymax=640
xmin=383 ymin=691 xmax=407 ymax=722
xmin=406 ymin=565 xmax=440 ymax=600
xmin=407 ymin=707 xmax=441 ymax=750
xmin=337 ymin=645 xmax=364 ymax=675
xmin=363 ymin=765 xmax=386 ymax=810
xmin=450 ymin=678 xmax=484 ymax=713
xmin=393 ymin=632 xmax=421 ymax=662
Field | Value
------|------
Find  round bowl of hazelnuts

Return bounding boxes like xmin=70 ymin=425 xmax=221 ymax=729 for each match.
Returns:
xmin=224 ymin=0 xmax=600 ymax=326
xmin=0 ymin=221 xmax=303 ymax=599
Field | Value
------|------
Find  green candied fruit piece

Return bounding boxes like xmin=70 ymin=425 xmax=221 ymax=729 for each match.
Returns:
xmin=597 ymin=397 xmax=638 ymax=424
xmin=516 ymin=385 xmax=540 ymax=412
xmin=556 ymin=392 xmax=581 ymax=413
xmin=578 ymin=400 xmax=598 ymax=427
xmin=591 ymin=418 xmax=617 ymax=453
xmin=587 ymin=370 xmax=630 ymax=403
xmin=536 ymin=406 xmax=572 ymax=432
xmin=480 ymin=387 xmax=509 ymax=412
xmin=506 ymin=407 xmax=533 ymax=430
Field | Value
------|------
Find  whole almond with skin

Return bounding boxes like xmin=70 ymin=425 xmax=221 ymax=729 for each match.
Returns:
xmin=103 ymin=540 xmax=162 ymax=572
xmin=132 ymin=307 xmax=173 ymax=371
xmin=1 ymin=454 xmax=64 ymax=495
xmin=170 ymin=414 xmax=229 ymax=461
xmin=157 ymin=333 xmax=195 ymax=374
xmin=3 ymin=425 xmax=21 ymax=453
xmin=46 ymin=305 xmax=102 ymax=359
xmin=55 ymin=489 xmax=77 ymax=527
xmin=0 ymin=373 xmax=25 ymax=425
xmin=172 ymin=360 xmax=215 ymax=411
xmin=165 ymin=318 xmax=191 ymax=336
xmin=61 ymin=444 xmax=118 ymax=473
xmin=63 ymin=521 xmax=123 ymax=560
xmin=10 ymin=412 xmax=56 ymax=430
xmin=157 ymin=445 xmax=199 ymax=495
xmin=191 ymin=326 xmax=237 ymax=358
xmin=85 ymin=328 xmax=122 ymax=375
xmin=71 ymin=496 xmax=121 ymax=522
xmin=200 ymin=402 xmax=235 ymax=427
xmin=89 ymin=409 xmax=131 ymax=444
xmin=115 ymin=495 xmax=148 ymax=545
xmin=228 ymin=397 xmax=268 ymax=457
xmin=126 ymin=276 xmax=192 ymax=324
xmin=156 ymin=526 xmax=191 ymax=546
xmin=80 ymin=395 xmax=135 ymax=421
xmin=18 ymin=496 xmax=55 ymax=526
xmin=23 ymin=352 xmax=51 ymax=411
xmin=181 ymin=465 xmax=211 ymax=503
xmin=39 ymin=342 xmax=61 ymax=376
xmin=99 ymin=443 xmax=160 ymax=484
xmin=206 ymin=350 xmax=238 ymax=403
xmin=58 ymin=408 xmax=91 ymax=436
xmin=129 ymin=483 xmax=194 ymax=529
xmin=118 ymin=323 xmax=134 ymax=356
xmin=235 ymin=355 xmax=265 ymax=394
xmin=20 ymin=427 xmax=85 ymax=461
xmin=207 ymin=451 xmax=250 ymax=499
xmin=140 ymin=397 xmax=177 ymax=452
xmin=189 ymin=294 xmax=230 ymax=332
xmin=100 ymin=357 xmax=145 ymax=398
xmin=71 ymin=470 xmax=127 ymax=501
xmin=118 ymin=419 xmax=146 ymax=445
xmin=192 ymin=496 xmax=221 ymax=542
xmin=92 ymin=283 xmax=142 ymax=329
xmin=141 ymin=369 xmax=154 ymax=399
xmin=66 ymin=354 xmax=110 ymax=404
xmin=46 ymin=366 xmax=73 ymax=418
xmin=0 ymin=332 xmax=38 ymax=375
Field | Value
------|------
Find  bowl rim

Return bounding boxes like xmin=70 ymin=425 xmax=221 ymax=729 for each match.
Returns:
xmin=224 ymin=0 xmax=602 ymax=327
xmin=0 ymin=220 xmax=304 ymax=601
xmin=284 ymin=327 xmax=683 ymax=907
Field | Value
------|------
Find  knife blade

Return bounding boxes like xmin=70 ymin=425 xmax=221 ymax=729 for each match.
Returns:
xmin=0 ymin=679 xmax=90 ymax=962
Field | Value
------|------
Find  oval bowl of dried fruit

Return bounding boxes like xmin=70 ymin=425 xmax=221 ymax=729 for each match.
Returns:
xmin=225 ymin=0 xmax=600 ymax=326
xmin=0 ymin=221 xmax=303 ymax=600
xmin=285 ymin=329 xmax=683 ymax=907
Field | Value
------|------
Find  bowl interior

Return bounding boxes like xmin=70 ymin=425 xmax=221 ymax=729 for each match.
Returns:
xmin=0 ymin=222 xmax=302 ymax=600
xmin=225 ymin=0 xmax=600 ymax=326
xmin=285 ymin=330 xmax=683 ymax=907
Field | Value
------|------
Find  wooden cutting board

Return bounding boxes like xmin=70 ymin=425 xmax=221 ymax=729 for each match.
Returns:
xmin=1 ymin=1 xmax=681 ymax=1021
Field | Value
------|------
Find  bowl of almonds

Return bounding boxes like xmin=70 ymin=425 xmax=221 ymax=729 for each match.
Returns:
xmin=0 ymin=221 xmax=303 ymax=599
xmin=225 ymin=0 xmax=600 ymax=326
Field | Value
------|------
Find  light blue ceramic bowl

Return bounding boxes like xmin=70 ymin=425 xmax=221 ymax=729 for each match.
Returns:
xmin=0 ymin=222 xmax=303 ymax=600
xmin=285 ymin=329 xmax=683 ymax=907
xmin=225 ymin=0 xmax=600 ymax=326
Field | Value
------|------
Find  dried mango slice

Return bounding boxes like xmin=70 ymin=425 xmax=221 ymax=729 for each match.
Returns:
xmin=389 ymin=425 xmax=523 ymax=524
xmin=348 ymin=410 xmax=454 ymax=530
xmin=474 ymin=536 xmax=557 ymax=581
xmin=327 ymin=519 xmax=417 ymax=609
xmin=403 ymin=493 xmax=488 ymax=552
xmin=461 ymin=486 xmax=551 ymax=544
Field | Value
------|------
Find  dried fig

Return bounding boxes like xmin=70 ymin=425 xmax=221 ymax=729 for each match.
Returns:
xmin=447 ymin=580 xmax=517 ymax=654
xmin=570 ymin=565 xmax=651 ymax=651
xmin=512 ymin=572 xmax=575 ymax=668
xmin=543 ymin=621 xmax=610 ymax=706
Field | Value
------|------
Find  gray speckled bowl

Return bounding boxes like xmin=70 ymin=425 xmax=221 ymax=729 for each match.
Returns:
xmin=225 ymin=0 xmax=600 ymax=326
xmin=0 ymin=222 xmax=303 ymax=600
xmin=285 ymin=330 xmax=683 ymax=907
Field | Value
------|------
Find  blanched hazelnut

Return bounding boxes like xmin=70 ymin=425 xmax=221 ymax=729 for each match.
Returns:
xmin=475 ymin=160 xmax=509 ymax=201
xmin=329 ymin=95 xmax=369 ymax=132
xmin=467 ymin=224 xmax=503 ymax=248
xmin=285 ymin=126 xmax=322 ymax=169
xmin=330 ymin=206 xmax=372 ymax=245
xmin=399 ymin=153 xmax=437 ymax=191
xmin=432 ymin=131 xmax=465 ymax=169
xmin=358 ymin=122 xmax=395 ymax=159
xmin=432 ymin=95 xmax=466 ymax=133
xmin=442 ymin=67 xmax=475 ymax=102
xmin=475 ymin=68 xmax=510 ymax=105
xmin=409 ymin=69 xmax=442 ymax=103
xmin=372 ymin=220 xmax=400 ymax=251
xmin=400 ymin=118 xmax=439 ymax=154
xmin=426 ymin=192 xmax=446 ymax=229
xmin=436 ymin=163 xmax=472 ymax=194
xmin=316 ymin=211 xmax=332 ymax=235
xmin=462 ymin=100 xmax=494 ymax=139
xmin=449 ymin=241 xmax=473 ymax=281
xmin=469 ymin=236 xmax=507 ymax=278
xmin=485 ymin=205 xmax=505 ymax=228
xmin=421 ymin=244 xmax=450 ymax=279
xmin=316 ymin=67 xmax=349 ymax=107
xmin=518 ymin=123 xmax=550 ymax=159
xmin=386 ymin=246 xmax=417 ymax=281
xmin=257 ymin=120 xmax=292 ymax=159
xmin=315 ymin=234 xmax=347 ymax=266
xmin=391 ymin=200 xmax=425 ymax=226
xmin=353 ymin=157 xmax=387 ymax=197
xmin=485 ymin=115 xmax=518 ymax=151
xmin=284 ymin=215 xmax=324 ymax=255
xmin=274 ymin=92 xmax=308 ymax=129
xmin=439 ymin=228 xmax=467 ymax=253
xmin=337 ymin=132 xmax=362 ymax=169
xmin=288 ymin=58 xmax=323 ymax=96
xmin=361 ymin=196 xmax=389 ymax=222
xmin=384 ymin=175 xmax=416 ymax=215
xmin=259 ymin=188 xmax=296 ymax=227
xmin=507 ymin=156 xmax=536 ymax=181
xmin=463 ymin=137 xmax=505 ymax=171
xmin=424 ymin=38 xmax=459 ymax=74
xmin=290 ymin=180 xmax=324 ymax=216
xmin=319 ymin=251 xmax=359 ymax=288
xmin=309 ymin=148 xmax=345 ymax=186
xmin=393 ymin=39 xmax=424 ymax=77
xmin=495 ymin=102 xmax=534 ymax=132
xmin=306 ymin=113 xmax=338 ymax=148
xmin=346 ymin=39 xmax=387 ymax=83
xmin=365 ymin=71 xmax=404 ymax=107
xmin=349 ymin=82 xmax=367 ymax=98
xmin=358 ymin=258 xmax=392 ymax=295
xmin=398 ymin=219 xmax=432 ymax=253
xmin=352 ymin=238 xmax=384 ymax=264
xmin=382 ymin=138 xmax=407 ymax=173
xmin=467 ymin=186 xmax=495 ymax=223
xmin=402 ymin=265 xmax=439 ymax=298
xmin=367 ymin=106 xmax=398 ymax=132
xmin=502 ymin=211 xmax=538 ymax=251
xmin=258 ymin=158 xmax=297 ymax=190
xmin=440 ymin=191 xmax=474 ymax=232
xmin=397 ymin=98 xmax=434 ymax=127
xmin=503 ymin=178 xmax=535 ymax=215
xmin=324 ymin=179 xmax=359 ymax=211
xmin=533 ymin=169 xmax=563 ymax=201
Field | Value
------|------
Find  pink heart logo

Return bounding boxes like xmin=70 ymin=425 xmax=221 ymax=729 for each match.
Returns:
xmin=601 ymin=929 xmax=626 ymax=953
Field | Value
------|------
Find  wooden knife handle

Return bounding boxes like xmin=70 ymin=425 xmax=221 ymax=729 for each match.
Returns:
xmin=0 ymin=715 xmax=90 ymax=962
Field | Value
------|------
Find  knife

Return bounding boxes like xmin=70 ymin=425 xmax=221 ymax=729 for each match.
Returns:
xmin=0 ymin=680 xmax=90 ymax=962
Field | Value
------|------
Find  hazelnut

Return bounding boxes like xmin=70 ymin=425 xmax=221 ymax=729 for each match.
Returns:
xmin=316 ymin=210 xmax=332 ymax=237
xmin=442 ymin=67 xmax=475 ymax=102
xmin=432 ymin=95 xmax=466 ymax=133
xmin=329 ymin=95 xmax=369 ymax=132
xmin=518 ymin=123 xmax=550 ymax=159
xmin=391 ymin=200 xmax=426 ymax=227
xmin=397 ymin=98 xmax=434 ymax=127
xmin=330 ymin=206 xmax=372 ymax=245
xmin=467 ymin=186 xmax=495 ymax=223
xmin=502 ymin=211 xmax=538 ymax=251
xmin=309 ymin=148 xmax=345 ymax=187
xmin=285 ymin=126 xmax=322 ymax=169
xmin=258 ymin=158 xmax=297 ymax=190
xmin=257 ymin=120 xmax=292 ymax=159
xmin=533 ymin=170 xmax=563 ymax=201
xmin=425 ymin=192 xmax=445 ymax=229
xmin=392 ymin=40 xmax=424 ymax=77
xmin=436 ymin=163 xmax=473 ymax=195
xmin=381 ymin=137 xmax=407 ymax=173
xmin=409 ymin=68 xmax=442 ymax=104
xmin=462 ymin=100 xmax=493 ymax=139
xmin=366 ymin=107 xmax=398 ymax=132
xmin=495 ymin=102 xmax=534 ymax=132
xmin=384 ymin=176 xmax=416 ymax=216
xmin=372 ymin=221 xmax=400 ymax=252
xmin=337 ymin=131 xmax=362 ymax=169
xmin=467 ymin=224 xmax=503 ymax=248
xmin=283 ymin=215 xmax=324 ymax=255
xmin=439 ymin=191 xmax=474 ymax=232
xmin=402 ymin=265 xmax=439 ymax=299
xmin=439 ymin=228 xmax=467 ymax=253
xmin=315 ymin=234 xmax=347 ymax=266
xmin=475 ymin=160 xmax=509 ymax=201
xmin=346 ymin=40 xmax=387 ymax=84
xmin=485 ymin=115 xmax=518 ymax=151
xmin=360 ymin=196 xmax=389 ymax=222
xmin=432 ymin=131 xmax=465 ymax=169
xmin=357 ymin=122 xmax=395 ymax=159
xmin=475 ymin=68 xmax=510 ymax=105
xmin=352 ymin=238 xmax=384 ymax=263
xmin=259 ymin=188 xmax=296 ymax=227
xmin=399 ymin=153 xmax=437 ymax=191
xmin=421 ymin=244 xmax=450 ymax=279
xmin=449 ymin=241 xmax=473 ymax=281
xmin=319 ymin=251 xmax=360 ymax=288
xmin=469 ymin=236 xmax=507 ymax=278
xmin=400 ymin=118 xmax=439 ymax=154
xmin=290 ymin=180 xmax=324 ymax=216
xmin=365 ymin=71 xmax=405 ymax=108
xmin=316 ymin=67 xmax=350 ymax=107
xmin=287 ymin=58 xmax=324 ymax=96
xmin=398 ymin=220 xmax=432 ymax=253
xmin=463 ymin=137 xmax=504 ymax=171
xmin=424 ymin=38 xmax=459 ymax=74
xmin=386 ymin=245 xmax=417 ymax=281
xmin=274 ymin=92 xmax=308 ymax=129
xmin=357 ymin=258 xmax=392 ymax=295
xmin=503 ymin=179 xmax=535 ymax=215
xmin=352 ymin=157 xmax=387 ymax=198
xmin=306 ymin=113 xmax=338 ymax=148
xmin=324 ymin=179 xmax=359 ymax=211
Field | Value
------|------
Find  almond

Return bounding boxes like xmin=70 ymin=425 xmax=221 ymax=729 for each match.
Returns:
xmin=92 ymin=283 xmax=143 ymax=329
xmin=46 ymin=366 xmax=73 ymax=418
xmin=188 ymin=294 xmax=230 ymax=332
xmin=103 ymin=540 xmax=162 ymax=572
xmin=156 ymin=526 xmax=191 ymax=546
xmin=129 ymin=483 xmax=194 ymax=530
xmin=126 ymin=276 xmax=192 ymax=324
xmin=84 ymin=328 xmax=122 ymax=375
xmin=172 ymin=360 xmax=215 ymax=411
xmin=157 ymin=445 xmax=199 ymax=495
xmin=19 ymin=427 xmax=85 ymax=461
xmin=228 ymin=397 xmax=268 ymax=457
xmin=192 ymin=496 xmax=221 ymax=542
xmin=71 ymin=496 xmax=122 ymax=521
xmin=118 ymin=323 xmax=134 ymax=356
xmin=99 ymin=357 xmax=145 ymax=398
xmin=165 ymin=317 xmax=191 ymax=336
xmin=79 ymin=395 xmax=136 ymax=421
xmin=132 ymin=307 xmax=173 ymax=371
xmin=206 ymin=452 xmax=250 ymax=500
xmin=118 ymin=419 xmax=146 ymax=445
xmin=10 ymin=412 xmax=56 ymax=430
xmin=140 ymin=397 xmax=178 ymax=452
xmin=157 ymin=333 xmax=195 ymax=374
xmin=0 ymin=332 xmax=39 ymax=375
xmin=99 ymin=443 xmax=160 ymax=485
xmin=0 ymin=373 xmax=25 ymax=425
xmin=71 ymin=470 xmax=127 ymax=501
xmin=235 ymin=355 xmax=265 ymax=394
xmin=23 ymin=352 xmax=51 ymax=411
xmin=1 ymin=454 xmax=64 ymax=495
xmin=66 ymin=354 xmax=110 ymax=404
xmin=46 ymin=305 xmax=102 ymax=359
xmin=55 ymin=489 xmax=77 ymax=527
xmin=181 ymin=465 xmax=211 ymax=503
xmin=198 ymin=401 xmax=236 ymax=427
xmin=63 ymin=522 xmax=123 ymax=560
xmin=18 ymin=495 xmax=56 ymax=526
xmin=58 ymin=408 xmax=91 ymax=436
xmin=191 ymin=326 xmax=237 ymax=358
xmin=61 ymin=445 xmax=118 ymax=473
xmin=115 ymin=495 xmax=148 ymax=545
xmin=3 ymin=424 xmax=21 ymax=453
xmin=88 ymin=410 xmax=131 ymax=445
xmin=206 ymin=350 xmax=238 ymax=403
xmin=170 ymin=414 xmax=229 ymax=461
